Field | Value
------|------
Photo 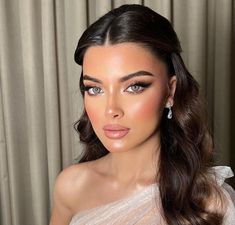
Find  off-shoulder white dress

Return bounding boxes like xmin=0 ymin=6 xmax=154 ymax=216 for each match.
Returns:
xmin=69 ymin=166 xmax=235 ymax=225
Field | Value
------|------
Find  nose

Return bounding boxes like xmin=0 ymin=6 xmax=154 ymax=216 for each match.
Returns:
xmin=105 ymin=95 xmax=124 ymax=119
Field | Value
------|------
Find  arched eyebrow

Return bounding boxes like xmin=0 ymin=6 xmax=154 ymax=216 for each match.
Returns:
xmin=83 ymin=70 xmax=154 ymax=83
xmin=83 ymin=75 xmax=101 ymax=83
xmin=119 ymin=70 xmax=154 ymax=82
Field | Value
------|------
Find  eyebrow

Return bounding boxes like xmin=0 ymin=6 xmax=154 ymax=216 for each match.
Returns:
xmin=83 ymin=70 xmax=155 ymax=83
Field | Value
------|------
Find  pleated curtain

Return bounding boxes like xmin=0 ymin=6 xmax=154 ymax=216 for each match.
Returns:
xmin=0 ymin=0 xmax=234 ymax=225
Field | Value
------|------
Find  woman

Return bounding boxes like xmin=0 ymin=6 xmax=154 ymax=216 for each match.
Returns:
xmin=49 ymin=4 xmax=235 ymax=225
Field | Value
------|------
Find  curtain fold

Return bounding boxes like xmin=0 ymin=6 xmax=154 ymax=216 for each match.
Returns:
xmin=144 ymin=0 xmax=172 ymax=20
xmin=231 ymin=0 xmax=235 ymax=173
xmin=213 ymin=0 xmax=232 ymax=164
xmin=0 ymin=0 xmax=234 ymax=225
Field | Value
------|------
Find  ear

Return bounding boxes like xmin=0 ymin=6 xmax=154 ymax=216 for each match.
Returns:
xmin=166 ymin=75 xmax=177 ymax=106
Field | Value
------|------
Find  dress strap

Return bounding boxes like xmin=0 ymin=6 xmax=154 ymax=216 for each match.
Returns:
xmin=211 ymin=166 xmax=234 ymax=186
xmin=210 ymin=166 xmax=235 ymax=208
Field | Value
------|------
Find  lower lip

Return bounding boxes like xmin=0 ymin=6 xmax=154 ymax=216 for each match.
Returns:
xmin=103 ymin=129 xmax=129 ymax=139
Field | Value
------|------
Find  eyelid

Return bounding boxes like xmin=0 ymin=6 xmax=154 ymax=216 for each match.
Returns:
xmin=126 ymin=81 xmax=152 ymax=88
xmin=124 ymin=81 xmax=152 ymax=93
xmin=124 ymin=77 xmax=153 ymax=85
xmin=83 ymin=81 xmax=102 ymax=90
xmin=83 ymin=80 xmax=152 ymax=94
xmin=83 ymin=85 xmax=104 ymax=96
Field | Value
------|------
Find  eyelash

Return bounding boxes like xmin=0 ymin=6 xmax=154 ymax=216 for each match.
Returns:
xmin=83 ymin=85 xmax=103 ymax=96
xmin=125 ymin=82 xmax=152 ymax=94
xmin=83 ymin=82 xmax=152 ymax=96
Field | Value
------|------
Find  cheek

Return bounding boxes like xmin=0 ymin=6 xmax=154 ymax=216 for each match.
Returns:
xmin=84 ymin=100 xmax=101 ymax=125
xmin=128 ymin=94 xmax=165 ymax=120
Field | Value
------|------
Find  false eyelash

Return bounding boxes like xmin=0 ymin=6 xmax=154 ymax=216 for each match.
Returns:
xmin=82 ymin=85 xmax=98 ymax=92
xmin=82 ymin=82 xmax=152 ymax=93
xmin=128 ymin=81 xmax=152 ymax=88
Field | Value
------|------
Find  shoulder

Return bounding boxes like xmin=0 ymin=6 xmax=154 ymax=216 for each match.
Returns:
xmin=53 ymin=159 xmax=106 ymax=213
xmin=53 ymin=163 xmax=90 ymax=206
xmin=55 ymin=163 xmax=90 ymax=190
xmin=50 ymin=163 xmax=95 ymax=224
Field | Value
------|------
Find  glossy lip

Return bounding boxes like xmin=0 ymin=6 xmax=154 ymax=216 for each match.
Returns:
xmin=103 ymin=124 xmax=130 ymax=139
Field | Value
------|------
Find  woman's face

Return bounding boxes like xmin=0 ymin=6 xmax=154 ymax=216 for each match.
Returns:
xmin=82 ymin=43 xmax=176 ymax=153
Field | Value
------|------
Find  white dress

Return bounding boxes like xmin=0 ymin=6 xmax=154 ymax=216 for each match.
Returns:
xmin=69 ymin=166 xmax=235 ymax=225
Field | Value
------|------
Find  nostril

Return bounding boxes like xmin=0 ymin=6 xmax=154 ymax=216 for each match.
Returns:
xmin=105 ymin=107 xmax=124 ymax=119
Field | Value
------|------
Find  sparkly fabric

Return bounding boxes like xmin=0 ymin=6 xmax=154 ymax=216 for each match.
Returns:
xmin=69 ymin=167 xmax=235 ymax=225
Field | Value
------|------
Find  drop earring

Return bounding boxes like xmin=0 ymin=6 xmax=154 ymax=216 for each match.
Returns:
xmin=166 ymin=103 xmax=173 ymax=119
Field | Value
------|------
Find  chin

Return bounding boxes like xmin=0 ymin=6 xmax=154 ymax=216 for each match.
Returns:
xmin=103 ymin=142 xmax=131 ymax=153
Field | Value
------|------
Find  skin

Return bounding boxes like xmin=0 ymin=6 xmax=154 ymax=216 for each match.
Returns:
xmin=49 ymin=43 xmax=177 ymax=225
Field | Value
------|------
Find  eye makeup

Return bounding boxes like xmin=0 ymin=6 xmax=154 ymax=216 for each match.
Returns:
xmin=83 ymin=85 xmax=104 ymax=96
xmin=124 ymin=81 xmax=152 ymax=94
xmin=83 ymin=80 xmax=153 ymax=95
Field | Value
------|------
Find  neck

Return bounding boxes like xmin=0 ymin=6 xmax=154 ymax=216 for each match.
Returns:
xmin=105 ymin=134 xmax=160 ymax=187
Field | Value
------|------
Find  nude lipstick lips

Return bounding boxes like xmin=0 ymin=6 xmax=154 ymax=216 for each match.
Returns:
xmin=103 ymin=124 xmax=130 ymax=139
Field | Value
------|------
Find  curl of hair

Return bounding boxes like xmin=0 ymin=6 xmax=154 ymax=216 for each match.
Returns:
xmin=74 ymin=4 xmax=225 ymax=225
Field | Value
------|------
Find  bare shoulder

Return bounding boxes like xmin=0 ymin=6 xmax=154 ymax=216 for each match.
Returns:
xmin=55 ymin=163 xmax=90 ymax=190
xmin=50 ymin=162 xmax=97 ymax=225
xmin=53 ymin=158 xmax=107 ymax=213
xmin=54 ymin=163 xmax=91 ymax=207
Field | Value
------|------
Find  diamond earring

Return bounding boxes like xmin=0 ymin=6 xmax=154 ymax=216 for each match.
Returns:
xmin=166 ymin=103 xmax=173 ymax=119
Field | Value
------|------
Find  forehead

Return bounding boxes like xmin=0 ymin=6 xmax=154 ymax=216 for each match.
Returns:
xmin=83 ymin=43 xmax=167 ymax=78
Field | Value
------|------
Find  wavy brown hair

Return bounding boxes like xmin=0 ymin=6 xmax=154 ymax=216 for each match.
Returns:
xmin=74 ymin=4 xmax=225 ymax=225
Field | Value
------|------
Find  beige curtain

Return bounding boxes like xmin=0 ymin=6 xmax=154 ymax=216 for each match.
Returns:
xmin=0 ymin=0 xmax=234 ymax=225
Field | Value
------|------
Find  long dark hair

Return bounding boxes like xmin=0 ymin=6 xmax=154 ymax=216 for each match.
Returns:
xmin=74 ymin=4 xmax=225 ymax=225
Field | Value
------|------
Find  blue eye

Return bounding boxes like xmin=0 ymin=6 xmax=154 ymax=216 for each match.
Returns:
xmin=84 ymin=86 xmax=103 ymax=96
xmin=126 ymin=85 xmax=144 ymax=93
xmin=125 ymin=82 xmax=151 ymax=93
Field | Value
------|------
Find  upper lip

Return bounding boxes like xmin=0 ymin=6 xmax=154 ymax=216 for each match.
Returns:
xmin=103 ymin=124 xmax=130 ymax=131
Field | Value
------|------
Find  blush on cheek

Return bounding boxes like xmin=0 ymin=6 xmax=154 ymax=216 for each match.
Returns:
xmin=130 ymin=95 xmax=164 ymax=120
xmin=85 ymin=105 xmax=99 ymax=125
